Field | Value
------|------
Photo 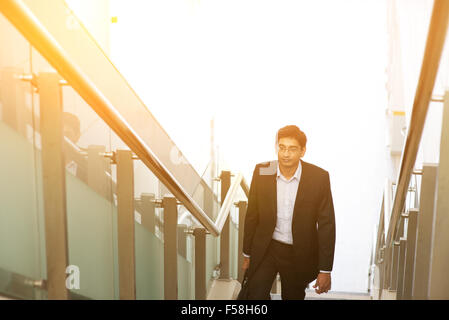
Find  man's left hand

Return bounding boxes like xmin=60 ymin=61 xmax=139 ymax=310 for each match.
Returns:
xmin=313 ymin=273 xmax=331 ymax=294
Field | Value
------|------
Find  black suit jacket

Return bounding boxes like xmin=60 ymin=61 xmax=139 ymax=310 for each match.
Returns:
xmin=243 ymin=159 xmax=336 ymax=283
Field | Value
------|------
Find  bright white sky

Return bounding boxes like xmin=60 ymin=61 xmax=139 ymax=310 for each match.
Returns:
xmin=70 ymin=0 xmax=389 ymax=293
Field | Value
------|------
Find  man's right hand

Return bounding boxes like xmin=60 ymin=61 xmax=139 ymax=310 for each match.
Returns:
xmin=242 ymin=257 xmax=250 ymax=272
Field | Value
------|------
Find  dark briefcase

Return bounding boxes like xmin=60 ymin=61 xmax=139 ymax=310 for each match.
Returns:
xmin=236 ymin=270 xmax=250 ymax=300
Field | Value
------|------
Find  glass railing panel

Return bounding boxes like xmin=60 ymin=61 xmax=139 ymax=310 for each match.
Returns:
xmin=0 ymin=14 xmax=46 ymax=299
xmin=58 ymin=83 xmax=116 ymax=300
xmin=23 ymin=0 xmax=219 ymax=217
xmin=0 ymin=120 xmax=42 ymax=278
xmin=130 ymin=158 xmax=165 ymax=300
xmin=64 ymin=171 xmax=116 ymax=299
xmin=111 ymin=206 xmax=119 ymax=300
xmin=418 ymin=101 xmax=444 ymax=165
xmin=178 ymin=252 xmax=194 ymax=300
xmin=134 ymin=221 xmax=164 ymax=300
xmin=198 ymin=159 xmax=216 ymax=191
xmin=1 ymin=1 xmax=243 ymax=301
xmin=25 ymin=41 xmax=118 ymax=299
xmin=229 ymin=204 xmax=239 ymax=280
xmin=191 ymin=160 xmax=220 ymax=220
xmin=414 ymin=173 xmax=422 ymax=209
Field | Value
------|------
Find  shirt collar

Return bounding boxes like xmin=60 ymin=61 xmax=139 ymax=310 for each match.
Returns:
xmin=276 ymin=160 xmax=302 ymax=181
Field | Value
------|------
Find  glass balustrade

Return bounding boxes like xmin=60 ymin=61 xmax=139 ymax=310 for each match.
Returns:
xmin=0 ymin=12 xmax=46 ymax=299
xmin=22 ymin=0 xmax=220 ymax=217
xmin=0 ymin=0 xmax=248 ymax=300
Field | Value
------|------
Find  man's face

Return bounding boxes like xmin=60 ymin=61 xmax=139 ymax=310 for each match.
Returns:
xmin=277 ymin=137 xmax=305 ymax=168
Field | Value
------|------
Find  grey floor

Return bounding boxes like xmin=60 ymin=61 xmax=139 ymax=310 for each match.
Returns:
xmin=270 ymin=290 xmax=371 ymax=300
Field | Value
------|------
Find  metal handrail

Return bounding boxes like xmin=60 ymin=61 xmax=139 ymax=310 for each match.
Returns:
xmin=240 ymin=178 xmax=250 ymax=198
xmin=385 ymin=0 xmax=449 ymax=249
xmin=215 ymin=173 xmax=245 ymax=233
xmin=374 ymin=195 xmax=385 ymax=265
xmin=0 ymin=0 xmax=221 ymax=236
xmin=384 ymin=179 xmax=393 ymax=236
xmin=0 ymin=0 xmax=252 ymax=238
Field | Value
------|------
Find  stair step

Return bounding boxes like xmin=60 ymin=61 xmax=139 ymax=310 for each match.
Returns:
xmin=270 ymin=290 xmax=371 ymax=300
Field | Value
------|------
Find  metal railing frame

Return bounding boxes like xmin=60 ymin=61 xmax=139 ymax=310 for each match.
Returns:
xmin=385 ymin=0 xmax=449 ymax=250
xmin=372 ymin=0 xmax=449 ymax=300
xmin=0 ymin=0 xmax=226 ymax=237
xmin=0 ymin=0 xmax=251 ymax=300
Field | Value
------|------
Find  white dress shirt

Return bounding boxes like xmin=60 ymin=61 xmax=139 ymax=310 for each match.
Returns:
xmin=243 ymin=161 xmax=331 ymax=274
xmin=272 ymin=162 xmax=301 ymax=244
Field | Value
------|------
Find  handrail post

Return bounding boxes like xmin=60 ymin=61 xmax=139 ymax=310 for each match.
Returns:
xmin=391 ymin=214 xmax=405 ymax=294
xmin=377 ymin=245 xmax=385 ymax=300
xmin=403 ymin=208 xmax=419 ymax=300
xmin=237 ymin=201 xmax=247 ymax=284
xmin=376 ymin=198 xmax=385 ymax=300
xmin=38 ymin=72 xmax=69 ymax=300
xmin=428 ymin=90 xmax=449 ymax=299
xmin=392 ymin=215 xmax=406 ymax=299
xmin=163 ymin=196 xmax=178 ymax=300
xmin=391 ymin=242 xmax=400 ymax=292
xmin=397 ymin=238 xmax=407 ymax=300
xmin=193 ymin=227 xmax=206 ymax=300
xmin=219 ymin=171 xmax=231 ymax=279
xmin=375 ymin=198 xmax=385 ymax=266
xmin=116 ymin=150 xmax=136 ymax=299
xmin=381 ymin=244 xmax=393 ymax=298
xmin=413 ymin=164 xmax=438 ymax=299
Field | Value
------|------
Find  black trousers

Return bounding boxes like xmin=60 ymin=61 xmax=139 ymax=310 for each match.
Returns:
xmin=247 ymin=239 xmax=309 ymax=300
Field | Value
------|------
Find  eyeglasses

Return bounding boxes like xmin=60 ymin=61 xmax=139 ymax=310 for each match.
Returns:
xmin=278 ymin=145 xmax=300 ymax=153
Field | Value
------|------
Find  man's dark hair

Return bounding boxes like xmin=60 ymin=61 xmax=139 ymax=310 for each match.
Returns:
xmin=276 ymin=125 xmax=307 ymax=148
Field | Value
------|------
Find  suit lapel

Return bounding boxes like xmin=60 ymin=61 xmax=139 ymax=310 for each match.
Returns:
xmin=293 ymin=159 xmax=309 ymax=218
xmin=258 ymin=160 xmax=278 ymax=222
xmin=264 ymin=160 xmax=277 ymax=221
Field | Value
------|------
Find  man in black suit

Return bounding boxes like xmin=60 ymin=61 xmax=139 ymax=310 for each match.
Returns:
xmin=242 ymin=125 xmax=336 ymax=300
